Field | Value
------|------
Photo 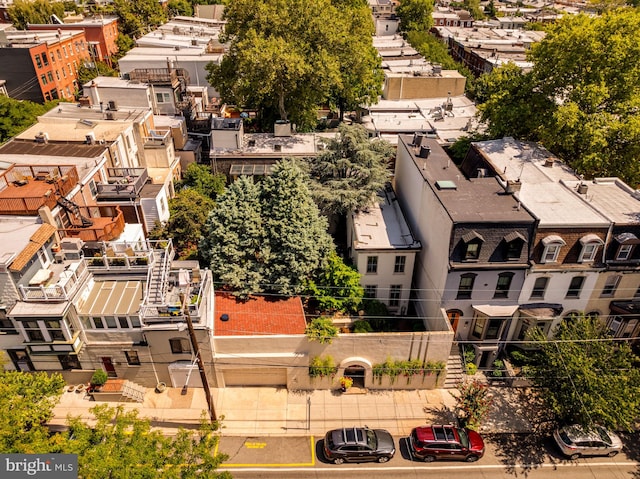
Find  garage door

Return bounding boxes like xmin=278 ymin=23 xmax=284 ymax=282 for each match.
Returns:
xmin=223 ymin=368 xmax=287 ymax=387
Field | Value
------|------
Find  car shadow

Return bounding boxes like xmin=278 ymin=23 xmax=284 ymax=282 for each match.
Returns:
xmin=398 ymin=436 xmax=417 ymax=461
xmin=621 ymin=432 xmax=640 ymax=479
xmin=315 ymin=438 xmax=332 ymax=464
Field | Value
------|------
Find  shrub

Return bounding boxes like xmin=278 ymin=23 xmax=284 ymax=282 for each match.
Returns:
xmin=309 ymin=355 xmax=337 ymax=378
xmin=455 ymin=380 xmax=493 ymax=431
xmin=353 ymin=320 xmax=373 ymax=333
xmin=465 ymin=363 xmax=478 ymax=375
xmin=90 ymin=369 xmax=108 ymax=386
xmin=491 ymin=359 xmax=505 ymax=377
xmin=305 ymin=317 xmax=338 ymax=344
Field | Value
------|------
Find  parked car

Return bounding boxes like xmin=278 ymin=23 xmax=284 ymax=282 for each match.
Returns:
xmin=323 ymin=427 xmax=396 ymax=464
xmin=553 ymin=425 xmax=622 ymax=460
xmin=408 ymin=425 xmax=485 ymax=462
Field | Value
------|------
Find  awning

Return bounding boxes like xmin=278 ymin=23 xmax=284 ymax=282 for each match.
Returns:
xmin=504 ymin=231 xmax=525 ymax=243
xmin=519 ymin=303 xmax=563 ymax=319
xmin=462 ymin=230 xmax=485 ymax=243
xmin=580 ymin=234 xmax=604 ymax=245
xmin=542 ymin=234 xmax=566 ymax=246
xmin=472 ymin=304 xmax=518 ymax=317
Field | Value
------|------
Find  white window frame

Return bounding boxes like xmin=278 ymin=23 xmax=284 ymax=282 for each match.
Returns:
xmin=579 ymin=243 xmax=599 ymax=262
xmin=542 ymin=243 xmax=562 ymax=263
xmin=617 ymin=244 xmax=633 ymax=260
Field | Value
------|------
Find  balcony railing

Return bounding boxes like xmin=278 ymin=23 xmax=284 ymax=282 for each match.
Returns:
xmin=60 ymin=207 xmax=126 ymax=242
xmin=0 ymin=165 xmax=79 ymax=215
xmin=18 ymin=260 xmax=89 ymax=302
xmin=87 ymin=250 xmax=154 ymax=272
xmin=144 ymin=129 xmax=171 ymax=147
xmin=96 ymin=168 xmax=148 ymax=200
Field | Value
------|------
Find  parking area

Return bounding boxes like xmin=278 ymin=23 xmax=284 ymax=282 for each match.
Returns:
xmin=216 ymin=436 xmax=316 ymax=467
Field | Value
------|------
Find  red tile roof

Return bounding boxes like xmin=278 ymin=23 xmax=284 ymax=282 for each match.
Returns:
xmin=214 ymin=293 xmax=307 ymax=336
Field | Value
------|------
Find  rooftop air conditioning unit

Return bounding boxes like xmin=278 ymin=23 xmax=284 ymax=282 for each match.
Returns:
xmin=108 ymin=100 xmax=118 ymax=111
xmin=105 ymin=111 xmax=115 ymax=120
xmin=35 ymin=132 xmax=49 ymax=144
xmin=85 ymin=132 xmax=96 ymax=144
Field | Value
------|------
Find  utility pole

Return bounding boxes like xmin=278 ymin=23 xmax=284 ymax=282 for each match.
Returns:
xmin=180 ymin=290 xmax=217 ymax=422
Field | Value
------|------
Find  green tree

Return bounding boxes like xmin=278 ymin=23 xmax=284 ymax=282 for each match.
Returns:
xmin=527 ymin=314 xmax=640 ymax=431
xmin=454 ymin=379 xmax=493 ymax=431
xmin=395 ymin=0 xmax=434 ymax=33
xmin=115 ymin=33 xmax=135 ymax=60
xmin=111 ymin=0 xmax=167 ymax=39
xmin=305 ymin=317 xmax=339 ymax=344
xmin=201 ymin=161 xmax=334 ymax=296
xmin=180 ymin=163 xmax=226 ymax=200
xmin=78 ymin=61 xmax=119 ymax=87
xmin=304 ymin=123 xmax=393 ymax=217
xmin=8 ymin=0 xmax=65 ymax=29
xmin=475 ymin=62 xmax=552 ymax=140
xmin=464 ymin=0 xmax=485 ymax=20
xmin=207 ymin=0 xmax=382 ymax=130
xmin=64 ymin=405 xmax=230 ymax=479
xmin=305 ymin=252 xmax=364 ymax=313
xmin=0 ymin=97 xmax=57 ymax=144
xmin=0 ymin=370 xmax=65 ymax=452
xmin=168 ymin=0 xmax=194 ymax=17
xmin=485 ymin=0 xmax=497 ymax=17
xmin=200 ymin=176 xmax=265 ymax=295
xmin=476 ymin=10 xmax=640 ymax=186
xmin=149 ymin=189 xmax=215 ymax=260
xmin=260 ymin=160 xmax=334 ymax=294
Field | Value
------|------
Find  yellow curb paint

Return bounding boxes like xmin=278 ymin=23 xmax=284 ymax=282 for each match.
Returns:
xmin=220 ymin=436 xmax=316 ymax=468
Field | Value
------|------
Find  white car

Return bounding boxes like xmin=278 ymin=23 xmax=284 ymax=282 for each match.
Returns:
xmin=553 ymin=425 xmax=622 ymax=460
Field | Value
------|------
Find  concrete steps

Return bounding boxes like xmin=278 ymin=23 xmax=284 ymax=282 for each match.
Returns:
xmin=444 ymin=343 xmax=464 ymax=389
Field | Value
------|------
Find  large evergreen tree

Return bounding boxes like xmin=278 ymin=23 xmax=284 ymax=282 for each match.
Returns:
xmin=200 ymin=161 xmax=334 ymax=296
xmin=527 ymin=314 xmax=640 ymax=431
xmin=200 ymin=176 xmax=265 ymax=295
xmin=206 ymin=0 xmax=382 ymax=130
xmin=261 ymin=160 xmax=333 ymax=294
xmin=304 ymin=123 xmax=393 ymax=217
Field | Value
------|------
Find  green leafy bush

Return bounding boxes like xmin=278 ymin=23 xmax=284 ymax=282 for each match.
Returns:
xmin=465 ymin=363 xmax=478 ymax=375
xmin=353 ymin=320 xmax=373 ymax=333
xmin=90 ymin=369 xmax=108 ymax=386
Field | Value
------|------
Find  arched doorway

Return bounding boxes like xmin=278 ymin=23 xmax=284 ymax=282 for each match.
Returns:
xmin=447 ymin=309 xmax=463 ymax=333
xmin=343 ymin=365 xmax=366 ymax=389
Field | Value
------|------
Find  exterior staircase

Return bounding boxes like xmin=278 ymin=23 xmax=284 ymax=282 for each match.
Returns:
xmin=146 ymin=250 xmax=169 ymax=304
xmin=444 ymin=343 xmax=464 ymax=388
xmin=121 ymin=381 xmax=146 ymax=402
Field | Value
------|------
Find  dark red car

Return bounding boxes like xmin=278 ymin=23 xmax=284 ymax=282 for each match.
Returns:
xmin=409 ymin=425 xmax=485 ymax=462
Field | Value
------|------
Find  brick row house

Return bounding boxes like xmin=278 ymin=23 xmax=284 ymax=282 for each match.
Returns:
xmin=0 ymin=27 xmax=91 ymax=102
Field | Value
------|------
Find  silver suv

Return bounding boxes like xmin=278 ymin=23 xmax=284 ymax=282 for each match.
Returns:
xmin=553 ymin=425 xmax=622 ymax=460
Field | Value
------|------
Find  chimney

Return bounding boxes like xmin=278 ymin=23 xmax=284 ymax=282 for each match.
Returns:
xmin=505 ymin=179 xmax=522 ymax=194
xmin=418 ymin=145 xmax=431 ymax=159
xmin=544 ymin=158 xmax=554 ymax=167
xmin=577 ymin=183 xmax=588 ymax=194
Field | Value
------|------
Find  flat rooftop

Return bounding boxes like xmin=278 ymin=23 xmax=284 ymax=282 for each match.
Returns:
xmin=213 ymin=132 xmax=336 ymax=156
xmin=361 ymin=96 xmax=478 ymax=145
xmin=0 ymin=216 xmax=43 ymax=268
xmin=471 ymin=138 xmax=610 ymax=227
xmin=400 ymin=135 xmax=536 ymax=224
xmin=77 ymin=279 xmax=144 ymax=316
xmin=561 ymin=177 xmax=640 ymax=225
xmin=352 ymin=186 xmax=420 ymax=251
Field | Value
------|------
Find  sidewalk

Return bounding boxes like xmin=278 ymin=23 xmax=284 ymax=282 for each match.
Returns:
xmin=51 ymin=385 xmax=535 ymax=437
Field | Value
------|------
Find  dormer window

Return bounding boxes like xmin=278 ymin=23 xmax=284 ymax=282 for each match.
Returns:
xmin=614 ymin=233 xmax=639 ymax=260
xmin=504 ymin=231 xmax=525 ymax=260
xmin=462 ymin=230 xmax=484 ymax=260
xmin=578 ymin=234 xmax=603 ymax=262
xmin=541 ymin=235 xmax=566 ymax=263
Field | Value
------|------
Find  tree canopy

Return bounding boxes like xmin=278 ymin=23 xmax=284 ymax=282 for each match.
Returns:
xmin=303 ymin=123 xmax=393 ymax=216
xmin=179 ymin=163 xmax=227 ymax=200
xmin=0 ymin=97 xmax=57 ymax=144
xmin=206 ymin=0 xmax=382 ymax=130
xmin=200 ymin=160 xmax=334 ymax=296
xmin=0 ymin=370 xmax=65 ymax=453
xmin=527 ymin=314 xmax=640 ymax=431
xmin=395 ymin=0 xmax=434 ymax=33
xmin=64 ymin=405 xmax=230 ymax=479
xmin=78 ymin=61 xmax=119 ymax=86
xmin=305 ymin=252 xmax=364 ymax=313
xmin=475 ymin=10 xmax=640 ymax=186
xmin=149 ymin=188 xmax=216 ymax=260
xmin=8 ymin=0 xmax=65 ymax=29
xmin=109 ymin=0 xmax=167 ymax=39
